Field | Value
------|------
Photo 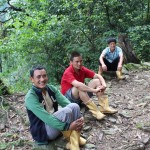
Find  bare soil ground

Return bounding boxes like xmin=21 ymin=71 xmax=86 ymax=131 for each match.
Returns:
xmin=82 ymin=70 xmax=150 ymax=150
xmin=0 ymin=69 xmax=150 ymax=150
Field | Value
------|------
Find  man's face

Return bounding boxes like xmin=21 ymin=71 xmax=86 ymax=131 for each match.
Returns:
xmin=30 ymin=69 xmax=48 ymax=89
xmin=71 ymin=56 xmax=83 ymax=70
xmin=109 ymin=42 xmax=116 ymax=51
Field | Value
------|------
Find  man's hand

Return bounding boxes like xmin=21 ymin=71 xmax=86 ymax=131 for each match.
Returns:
xmin=98 ymin=85 xmax=106 ymax=92
xmin=99 ymin=85 xmax=106 ymax=90
xmin=69 ymin=117 xmax=84 ymax=131
xmin=117 ymin=64 xmax=122 ymax=71
xmin=93 ymin=85 xmax=106 ymax=93
xmin=102 ymin=64 xmax=107 ymax=71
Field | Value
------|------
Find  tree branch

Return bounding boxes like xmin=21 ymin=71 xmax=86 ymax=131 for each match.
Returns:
xmin=7 ymin=0 xmax=25 ymax=12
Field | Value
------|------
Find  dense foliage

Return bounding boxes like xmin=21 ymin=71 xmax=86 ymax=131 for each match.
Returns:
xmin=0 ymin=0 xmax=150 ymax=93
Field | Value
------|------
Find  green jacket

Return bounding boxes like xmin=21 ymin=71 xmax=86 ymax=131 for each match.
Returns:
xmin=25 ymin=84 xmax=71 ymax=143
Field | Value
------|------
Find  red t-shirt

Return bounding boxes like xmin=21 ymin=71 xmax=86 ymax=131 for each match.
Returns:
xmin=61 ymin=65 xmax=95 ymax=95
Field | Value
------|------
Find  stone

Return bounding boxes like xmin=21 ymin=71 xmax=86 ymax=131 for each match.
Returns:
xmin=119 ymin=110 xmax=132 ymax=118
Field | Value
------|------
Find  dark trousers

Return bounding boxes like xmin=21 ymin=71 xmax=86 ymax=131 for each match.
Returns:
xmin=99 ymin=57 xmax=119 ymax=71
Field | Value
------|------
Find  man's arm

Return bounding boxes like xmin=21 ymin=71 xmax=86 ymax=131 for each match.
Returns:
xmin=93 ymin=73 xmax=107 ymax=89
xmin=118 ymin=54 xmax=124 ymax=70
xmin=25 ymin=93 xmax=69 ymax=130
xmin=99 ymin=53 xmax=105 ymax=66
xmin=72 ymin=80 xmax=101 ymax=93
xmin=99 ymin=52 xmax=107 ymax=71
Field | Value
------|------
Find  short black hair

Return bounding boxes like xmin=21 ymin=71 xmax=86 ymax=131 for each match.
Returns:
xmin=30 ymin=65 xmax=46 ymax=77
xmin=70 ymin=51 xmax=81 ymax=61
xmin=107 ymin=38 xmax=117 ymax=44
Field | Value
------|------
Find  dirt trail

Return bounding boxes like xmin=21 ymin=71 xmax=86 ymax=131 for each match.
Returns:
xmin=83 ymin=70 xmax=150 ymax=150
xmin=0 ymin=69 xmax=150 ymax=150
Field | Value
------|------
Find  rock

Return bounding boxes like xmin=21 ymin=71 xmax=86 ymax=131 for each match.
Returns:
xmin=83 ymin=126 xmax=92 ymax=131
xmin=0 ymin=110 xmax=8 ymax=130
xmin=136 ymin=102 xmax=147 ymax=108
xmin=140 ymin=126 xmax=150 ymax=133
xmin=119 ymin=110 xmax=132 ymax=118
xmin=85 ymin=143 xmax=96 ymax=149
xmin=116 ymin=116 xmax=123 ymax=124
xmin=108 ymin=116 xmax=117 ymax=123
xmin=102 ymin=128 xmax=118 ymax=135
xmin=144 ymin=96 xmax=150 ymax=100
xmin=121 ymin=141 xmax=145 ymax=150
xmin=142 ymin=62 xmax=150 ymax=67
xmin=127 ymin=106 xmax=134 ymax=110
xmin=134 ymin=79 xmax=146 ymax=84
xmin=33 ymin=137 xmax=67 ymax=150
xmin=141 ymin=135 xmax=150 ymax=144
xmin=33 ymin=142 xmax=57 ymax=150
xmin=122 ymin=66 xmax=129 ymax=74
xmin=124 ymin=63 xmax=143 ymax=71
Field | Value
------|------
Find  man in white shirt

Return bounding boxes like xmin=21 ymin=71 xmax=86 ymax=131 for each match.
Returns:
xmin=99 ymin=38 xmax=125 ymax=80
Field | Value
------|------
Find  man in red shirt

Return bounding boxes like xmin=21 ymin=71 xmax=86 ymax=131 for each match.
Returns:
xmin=61 ymin=51 xmax=117 ymax=120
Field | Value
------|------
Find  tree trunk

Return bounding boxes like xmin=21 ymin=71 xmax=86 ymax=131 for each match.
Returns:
xmin=118 ymin=34 xmax=140 ymax=64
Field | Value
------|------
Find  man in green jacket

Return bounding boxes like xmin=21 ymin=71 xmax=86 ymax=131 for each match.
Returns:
xmin=25 ymin=65 xmax=86 ymax=150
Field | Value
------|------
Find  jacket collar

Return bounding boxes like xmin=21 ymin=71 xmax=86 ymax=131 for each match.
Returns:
xmin=32 ymin=85 xmax=48 ymax=95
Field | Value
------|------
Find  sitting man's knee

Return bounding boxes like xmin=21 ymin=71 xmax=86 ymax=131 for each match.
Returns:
xmin=68 ymin=103 xmax=80 ymax=110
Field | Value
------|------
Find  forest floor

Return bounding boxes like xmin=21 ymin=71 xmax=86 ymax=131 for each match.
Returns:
xmin=0 ymin=65 xmax=150 ymax=150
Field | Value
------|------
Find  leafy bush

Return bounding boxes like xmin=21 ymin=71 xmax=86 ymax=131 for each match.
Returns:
xmin=128 ymin=25 xmax=150 ymax=61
